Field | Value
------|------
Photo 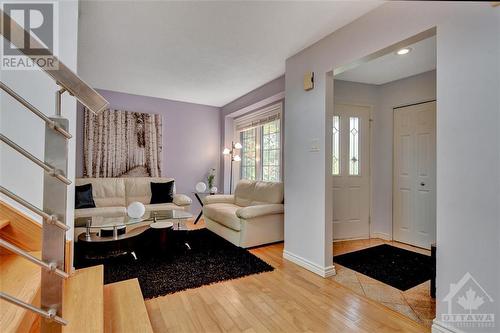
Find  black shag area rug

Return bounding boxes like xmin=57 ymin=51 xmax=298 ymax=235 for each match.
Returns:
xmin=76 ymin=229 xmax=273 ymax=299
xmin=334 ymin=244 xmax=432 ymax=291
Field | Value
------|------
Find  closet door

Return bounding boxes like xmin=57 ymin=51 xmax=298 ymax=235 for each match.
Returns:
xmin=393 ymin=101 xmax=436 ymax=249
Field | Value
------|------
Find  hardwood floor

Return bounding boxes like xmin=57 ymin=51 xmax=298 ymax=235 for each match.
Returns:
xmin=145 ymin=220 xmax=428 ymax=333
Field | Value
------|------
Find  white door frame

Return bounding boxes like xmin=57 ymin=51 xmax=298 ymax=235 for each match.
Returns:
xmin=332 ymin=102 xmax=373 ymax=241
xmin=391 ymin=99 xmax=437 ymax=248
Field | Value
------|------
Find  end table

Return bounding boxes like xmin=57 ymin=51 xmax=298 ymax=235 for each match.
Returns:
xmin=193 ymin=192 xmax=216 ymax=224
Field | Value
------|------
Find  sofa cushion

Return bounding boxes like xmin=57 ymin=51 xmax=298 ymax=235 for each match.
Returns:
xmin=252 ymin=181 xmax=284 ymax=205
xmin=75 ymin=178 xmax=126 ymax=207
xmin=75 ymin=183 xmax=96 ymax=209
xmin=144 ymin=203 xmax=184 ymax=212
xmin=173 ymin=194 xmax=192 ymax=206
xmin=234 ymin=180 xmax=256 ymax=207
xmin=203 ymin=203 xmax=241 ymax=231
xmin=234 ymin=180 xmax=284 ymax=206
xmin=203 ymin=194 xmax=234 ymax=205
xmin=150 ymin=181 xmax=175 ymax=204
xmin=236 ymin=203 xmax=284 ymax=219
xmin=74 ymin=206 xmax=127 ymax=218
xmin=124 ymin=177 xmax=176 ymax=205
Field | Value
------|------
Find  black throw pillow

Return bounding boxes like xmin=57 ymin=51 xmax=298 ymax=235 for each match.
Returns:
xmin=75 ymin=183 xmax=96 ymax=209
xmin=150 ymin=181 xmax=175 ymax=204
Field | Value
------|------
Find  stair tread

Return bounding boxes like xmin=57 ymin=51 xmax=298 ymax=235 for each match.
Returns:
xmin=0 ymin=219 xmax=9 ymax=229
xmin=104 ymin=278 xmax=153 ymax=333
xmin=0 ymin=252 xmax=41 ymax=333
xmin=62 ymin=265 xmax=104 ymax=333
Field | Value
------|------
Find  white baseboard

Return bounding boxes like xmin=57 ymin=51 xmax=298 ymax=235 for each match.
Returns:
xmin=431 ymin=320 xmax=466 ymax=333
xmin=333 ymin=236 xmax=366 ymax=242
xmin=282 ymin=250 xmax=336 ymax=278
xmin=370 ymin=232 xmax=392 ymax=241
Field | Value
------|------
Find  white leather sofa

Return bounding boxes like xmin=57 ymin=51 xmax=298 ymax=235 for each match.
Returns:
xmin=203 ymin=180 xmax=284 ymax=248
xmin=75 ymin=177 xmax=192 ymax=219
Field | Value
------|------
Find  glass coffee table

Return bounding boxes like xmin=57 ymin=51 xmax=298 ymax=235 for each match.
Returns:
xmin=75 ymin=210 xmax=193 ymax=261
xmin=76 ymin=210 xmax=193 ymax=242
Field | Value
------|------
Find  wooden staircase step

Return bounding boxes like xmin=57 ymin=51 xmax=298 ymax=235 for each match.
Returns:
xmin=0 ymin=252 xmax=41 ymax=333
xmin=0 ymin=219 xmax=10 ymax=230
xmin=104 ymin=279 xmax=153 ymax=333
xmin=0 ymin=219 xmax=12 ymax=255
xmin=62 ymin=265 xmax=104 ymax=333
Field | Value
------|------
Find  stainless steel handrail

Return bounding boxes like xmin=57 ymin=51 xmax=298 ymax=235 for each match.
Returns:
xmin=0 ymin=292 xmax=68 ymax=326
xmin=0 ymin=10 xmax=109 ymax=115
xmin=0 ymin=134 xmax=71 ymax=185
xmin=0 ymin=81 xmax=72 ymax=139
xmin=0 ymin=186 xmax=70 ymax=231
xmin=0 ymin=10 xmax=110 ymax=331
xmin=0 ymin=239 xmax=69 ymax=278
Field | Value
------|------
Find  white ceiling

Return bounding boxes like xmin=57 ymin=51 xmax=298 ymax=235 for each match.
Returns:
xmin=77 ymin=1 xmax=381 ymax=107
xmin=335 ymin=36 xmax=436 ymax=85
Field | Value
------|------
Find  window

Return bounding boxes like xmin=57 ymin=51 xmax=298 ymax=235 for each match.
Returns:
xmin=240 ymin=128 xmax=257 ymax=180
xmin=262 ymin=119 xmax=280 ymax=181
xmin=235 ymin=104 xmax=282 ymax=182
xmin=332 ymin=116 xmax=340 ymax=175
xmin=349 ymin=116 xmax=360 ymax=175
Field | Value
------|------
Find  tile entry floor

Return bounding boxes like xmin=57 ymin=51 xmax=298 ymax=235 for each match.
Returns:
xmin=332 ymin=238 xmax=436 ymax=328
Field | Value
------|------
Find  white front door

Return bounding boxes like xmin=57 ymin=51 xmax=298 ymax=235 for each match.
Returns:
xmin=332 ymin=104 xmax=370 ymax=240
xmin=393 ymin=101 xmax=436 ymax=249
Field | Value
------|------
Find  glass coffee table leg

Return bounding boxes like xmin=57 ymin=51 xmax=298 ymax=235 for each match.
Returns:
xmin=180 ymin=219 xmax=191 ymax=250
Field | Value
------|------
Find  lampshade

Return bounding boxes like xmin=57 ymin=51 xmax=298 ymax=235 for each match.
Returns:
xmin=222 ymin=148 xmax=230 ymax=155
xmin=233 ymin=155 xmax=241 ymax=162
xmin=195 ymin=182 xmax=207 ymax=193
xmin=234 ymin=142 xmax=242 ymax=149
xmin=127 ymin=201 xmax=145 ymax=219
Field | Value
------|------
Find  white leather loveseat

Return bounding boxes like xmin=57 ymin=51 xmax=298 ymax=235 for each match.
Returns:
xmin=203 ymin=180 xmax=284 ymax=248
xmin=75 ymin=177 xmax=192 ymax=218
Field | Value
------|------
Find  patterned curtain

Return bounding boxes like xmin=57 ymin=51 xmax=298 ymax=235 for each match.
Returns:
xmin=83 ymin=108 xmax=162 ymax=177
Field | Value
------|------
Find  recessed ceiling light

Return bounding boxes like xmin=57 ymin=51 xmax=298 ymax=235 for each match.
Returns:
xmin=396 ymin=48 xmax=412 ymax=56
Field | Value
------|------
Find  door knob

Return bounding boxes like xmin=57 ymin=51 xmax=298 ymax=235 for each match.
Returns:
xmin=420 ymin=182 xmax=425 ymax=186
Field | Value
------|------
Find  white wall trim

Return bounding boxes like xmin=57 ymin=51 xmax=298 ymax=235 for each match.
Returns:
xmin=370 ymin=232 xmax=392 ymax=241
xmin=283 ymin=250 xmax=336 ymax=278
xmin=226 ymin=91 xmax=285 ymax=119
xmin=333 ymin=237 xmax=366 ymax=243
xmin=431 ymin=320 xmax=466 ymax=333
xmin=223 ymin=91 xmax=285 ymax=193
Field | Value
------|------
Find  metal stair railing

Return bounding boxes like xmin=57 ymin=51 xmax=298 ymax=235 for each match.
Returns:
xmin=0 ymin=186 xmax=70 ymax=231
xmin=0 ymin=134 xmax=72 ymax=185
xmin=0 ymin=239 xmax=69 ymax=279
xmin=0 ymin=82 xmax=72 ymax=139
xmin=0 ymin=9 xmax=108 ymax=333
xmin=0 ymin=292 xmax=69 ymax=326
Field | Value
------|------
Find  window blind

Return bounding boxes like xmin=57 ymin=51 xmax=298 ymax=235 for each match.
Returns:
xmin=234 ymin=103 xmax=281 ymax=132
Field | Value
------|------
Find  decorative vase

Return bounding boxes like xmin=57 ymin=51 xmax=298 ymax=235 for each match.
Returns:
xmin=127 ymin=201 xmax=145 ymax=219
xmin=210 ymin=186 xmax=218 ymax=194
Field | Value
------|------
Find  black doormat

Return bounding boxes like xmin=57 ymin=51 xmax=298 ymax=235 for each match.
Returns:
xmin=333 ymin=244 xmax=432 ymax=291
xmin=75 ymin=229 xmax=273 ymax=299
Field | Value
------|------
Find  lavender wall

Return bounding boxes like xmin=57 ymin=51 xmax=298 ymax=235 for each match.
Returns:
xmin=221 ymin=75 xmax=285 ymax=116
xmin=76 ymin=89 xmax=221 ymax=213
